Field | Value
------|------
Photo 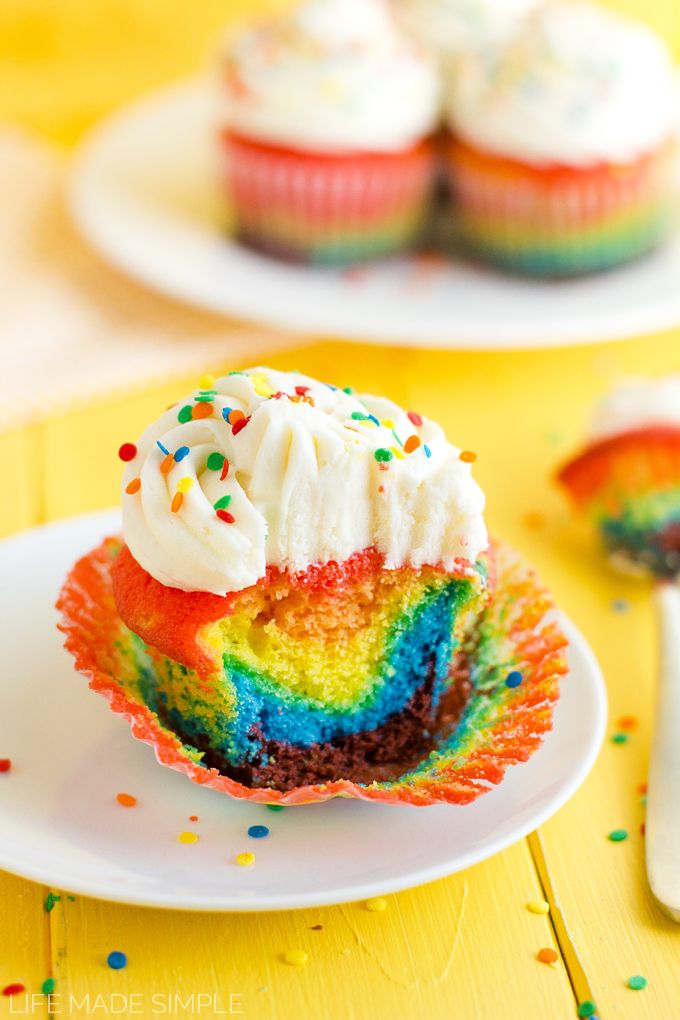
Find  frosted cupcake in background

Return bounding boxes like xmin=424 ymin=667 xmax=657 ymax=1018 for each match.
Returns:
xmin=445 ymin=1 xmax=679 ymax=277
xmin=395 ymin=0 xmax=541 ymax=56
xmin=220 ymin=0 xmax=440 ymax=266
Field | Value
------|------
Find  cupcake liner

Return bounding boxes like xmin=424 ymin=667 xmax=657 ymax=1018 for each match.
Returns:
xmin=222 ymin=131 xmax=436 ymax=266
xmin=447 ymin=137 xmax=677 ymax=277
xmin=57 ymin=538 xmax=567 ymax=807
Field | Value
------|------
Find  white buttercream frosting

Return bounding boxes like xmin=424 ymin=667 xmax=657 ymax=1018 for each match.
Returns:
xmin=221 ymin=0 xmax=440 ymax=153
xmin=121 ymin=367 xmax=488 ymax=595
xmin=396 ymin=0 xmax=539 ymax=55
xmin=447 ymin=1 xmax=678 ymax=167
xmin=589 ymin=375 xmax=680 ymax=443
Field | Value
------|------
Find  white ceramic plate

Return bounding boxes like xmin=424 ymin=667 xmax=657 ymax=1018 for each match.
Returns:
xmin=70 ymin=77 xmax=680 ymax=350
xmin=0 ymin=510 xmax=606 ymax=911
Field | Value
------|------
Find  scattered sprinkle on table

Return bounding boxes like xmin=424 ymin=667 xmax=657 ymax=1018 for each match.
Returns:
xmin=618 ymin=716 xmax=638 ymax=730
xmin=284 ymin=950 xmax=308 ymax=966
xmin=537 ymin=948 xmax=558 ymax=965
xmin=577 ymin=1001 xmax=596 ymax=1017
xmin=0 ymin=759 xmax=11 ymax=772
xmin=2 ymin=984 xmax=26 ymax=996
xmin=505 ymin=671 xmax=522 ymax=688
xmin=638 ymin=782 xmax=648 ymax=794
xmin=628 ymin=975 xmax=647 ymax=990
xmin=237 ymin=852 xmax=255 ymax=866
xmin=41 ymin=978 xmax=56 ymax=995
xmin=45 ymin=893 xmax=60 ymax=912
xmin=641 ymin=823 xmax=646 ymax=835
xmin=366 ymin=897 xmax=386 ymax=912
xmin=311 ymin=925 xmax=323 ymax=930
xmin=107 ymin=952 xmax=127 ymax=970
xmin=248 ymin=825 xmax=269 ymax=839
xmin=611 ymin=598 xmax=630 ymax=613
xmin=267 ymin=804 xmax=284 ymax=812
xmin=117 ymin=793 xmax=136 ymax=807
xmin=611 ymin=733 xmax=628 ymax=744
xmin=608 ymin=829 xmax=628 ymax=842
xmin=189 ymin=815 xmax=198 ymax=821
xmin=178 ymin=831 xmax=198 ymax=844
xmin=118 ymin=443 xmax=137 ymax=462
xmin=527 ymin=899 xmax=550 ymax=914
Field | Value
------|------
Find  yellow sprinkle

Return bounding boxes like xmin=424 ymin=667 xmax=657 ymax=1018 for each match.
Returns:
xmin=236 ymin=852 xmax=255 ymax=866
xmin=361 ymin=420 xmax=378 ymax=428
xmin=177 ymin=477 xmax=194 ymax=494
xmin=199 ymin=374 xmax=215 ymax=389
xmin=284 ymin=949 xmax=308 ymax=966
xmin=366 ymin=897 xmax=386 ymax=912
xmin=527 ymin=899 xmax=550 ymax=914
xmin=253 ymin=382 xmax=274 ymax=397
xmin=178 ymin=831 xmax=198 ymax=844
xmin=389 ymin=447 xmax=406 ymax=460
xmin=380 ymin=419 xmax=395 ymax=429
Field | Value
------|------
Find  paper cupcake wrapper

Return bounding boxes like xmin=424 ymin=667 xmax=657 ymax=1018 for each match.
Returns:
xmin=447 ymin=137 xmax=677 ymax=277
xmin=222 ymin=131 xmax=436 ymax=266
xmin=57 ymin=538 xmax=568 ymax=807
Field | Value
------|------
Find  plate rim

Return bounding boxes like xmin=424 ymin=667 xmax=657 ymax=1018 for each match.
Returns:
xmin=0 ymin=510 xmax=607 ymax=911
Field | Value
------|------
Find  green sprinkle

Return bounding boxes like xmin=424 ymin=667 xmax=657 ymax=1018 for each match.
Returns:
xmin=612 ymin=733 xmax=628 ymax=744
xmin=267 ymin=804 xmax=285 ymax=812
xmin=577 ymin=1002 xmax=596 ymax=1017
xmin=608 ymin=829 xmax=628 ymax=842
xmin=178 ymin=405 xmax=192 ymax=424
xmin=199 ymin=389 xmax=217 ymax=395
xmin=628 ymin=975 xmax=647 ymax=990
xmin=207 ymin=452 xmax=225 ymax=471
xmin=45 ymin=893 xmax=60 ymax=912
xmin=343 ymin=387 xmax=354 ymax=395
xmin=194 ymin=394 xmax=216 ymax=402
xmin=214 ymin=496 xmax=232 ymax=511
xmin=228 ymin=371 xmax=245 ymax=376
xmin=351 ymin=411 xmax=369 ymax=421
xmin=374 ymin=448 xmax=394 ymax=463
xmin=640 ymin=795 xmax=647 ymax=805
xmin=42 ymin=978 xmax=56 ymax=995
xmin=391 ymin=429 xmax=403 ymax=448
xmin=67 ymin=895 xmax=75 ymax=902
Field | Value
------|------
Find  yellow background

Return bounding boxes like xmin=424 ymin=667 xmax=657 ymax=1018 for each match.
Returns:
xmin=2 ymin=2 xmax=680 ymax=1018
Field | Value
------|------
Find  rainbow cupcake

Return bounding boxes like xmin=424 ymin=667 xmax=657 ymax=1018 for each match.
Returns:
xmin=220 ymin=0 xmax=440 ymax=266
xmin=445 ymin=2 xmax=678 ymax=277
xmin=57 ymin=367 xmax=568 ymax=805
xmin=559 ymin=376 xmax=680 ymax=577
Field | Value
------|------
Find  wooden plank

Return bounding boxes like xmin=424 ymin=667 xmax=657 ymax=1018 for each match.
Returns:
xmin=0 ymin=872 xmax=50 ymax=1017
xmin=47 ymin=839 xmax=575 ymax=1020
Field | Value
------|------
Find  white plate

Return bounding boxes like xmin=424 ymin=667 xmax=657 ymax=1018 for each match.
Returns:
xmin=0 ymin=510 xmax=606 ymax=911
xmin=70 ymin=77 xmax=680 ymax=350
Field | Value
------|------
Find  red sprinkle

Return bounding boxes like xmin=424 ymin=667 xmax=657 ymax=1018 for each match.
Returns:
xmin=638 ymin=782 xmax=648 ymax=795
xmin=407 ymin=412 xmax=423 ymax=427
xmin=220 ymin=459 xmax=230 ymax=480
xmin=0 ymin=759 xmax=11 ymax=772
xmin=2 ymin=984 xmax=25 ymax=997
xmin=295 ymin=386 xmax=310 ymax=396
xmin=232 ymin=416 xmax=251 ymax=436
xmin=641 ymin=823 xmax=646 ymax=835
xmin=217 ymin=509 xmax=235 ymax=524
xmin=118 ymin=443 xmax=137 ymax=462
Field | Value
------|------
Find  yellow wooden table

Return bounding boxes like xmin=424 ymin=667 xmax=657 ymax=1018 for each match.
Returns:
xmin=2 ymin=3 xmax=680 ymax=1018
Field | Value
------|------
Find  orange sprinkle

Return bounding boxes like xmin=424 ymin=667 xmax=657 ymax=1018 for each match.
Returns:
xmin=459 ymin=450 xmax=477 ymax=463
xmin=171 ymin=492 xmax=183 ymax=513
xmin=161 ymin=453 xmax=174 ymax=474
xmin=403 ymin=435 xmax=421 ymax=454
xmin=641 ymin=822 xmax=646 ymax=835
xmin=638 ymin=782 xmax=648 ymax=795
xmin=165 ymin=403 xmax=178 ymax=411
xmin=192 ymin=402 xmax=213 ymax=420
xmin=538 ymin=948 xmax=558 ymax=965
xmin=302 ymin=394 xmax=315 ymax=406
xmin=125 ymin=478 xmax=141 ymax=495
xmin=618 ymin=716 xmax=639 ymax=731
xmin=117 ymin=793 xmax=136 ymax=807
xmin=228 ymin=409 xmax=246 ymax=424
xmin=189 ymin=815 xmax=198 ymax=822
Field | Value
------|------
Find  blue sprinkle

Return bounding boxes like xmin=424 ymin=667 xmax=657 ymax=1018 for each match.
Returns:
xmin=506 ymin=671 xmax=522 ymax=688
xmin=107 ymin=951 xmax=127 ymax=970
xmin=174 ymin=446 xmax=190 ymax=462
xmin=222 ymin=407 xmax=233 ymax=422
xmin=324 ymin=383 xmax=338 ymax=391
xmin=157 ymin=441 xmax=169 ymax=455
xmin=368 ymin=415 xmax=380 ymax=426
xmin=248 ymin=825 xmax=269 ymax=839
xmin=611 ymin=598 xmax=630 ymax=614
xmin=423 ymin=444 xmax=431 ymax=458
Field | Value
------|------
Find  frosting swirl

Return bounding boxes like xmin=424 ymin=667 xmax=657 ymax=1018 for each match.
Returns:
xmin=121 ymin=368 xmax=488 ymax=595
xmin=396 ymin=0 xmax=539 ymax=55
xmin=447 ymin=1 xmax=678 ymax=167
xmin=222 ymin=0 xmax=440 ymax=153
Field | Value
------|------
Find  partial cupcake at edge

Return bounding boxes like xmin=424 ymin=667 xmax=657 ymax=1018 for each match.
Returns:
xmin=217 ymin=0 xmax=679 ymax=277
xmin=58 ymin=368 xmax=569 ymax=806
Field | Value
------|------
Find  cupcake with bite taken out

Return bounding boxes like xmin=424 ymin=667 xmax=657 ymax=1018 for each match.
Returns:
xmin=58 ymin=367 xmax=569 ymax=806
xmin=445 ymin=1 xmax=679 ymax=277
xmin=220 ymin=0 xmax=441 ymax=266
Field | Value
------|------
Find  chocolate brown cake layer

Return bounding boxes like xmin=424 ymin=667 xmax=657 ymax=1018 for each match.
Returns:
xmin=170 ymin=653 xmax=472 ymax=792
